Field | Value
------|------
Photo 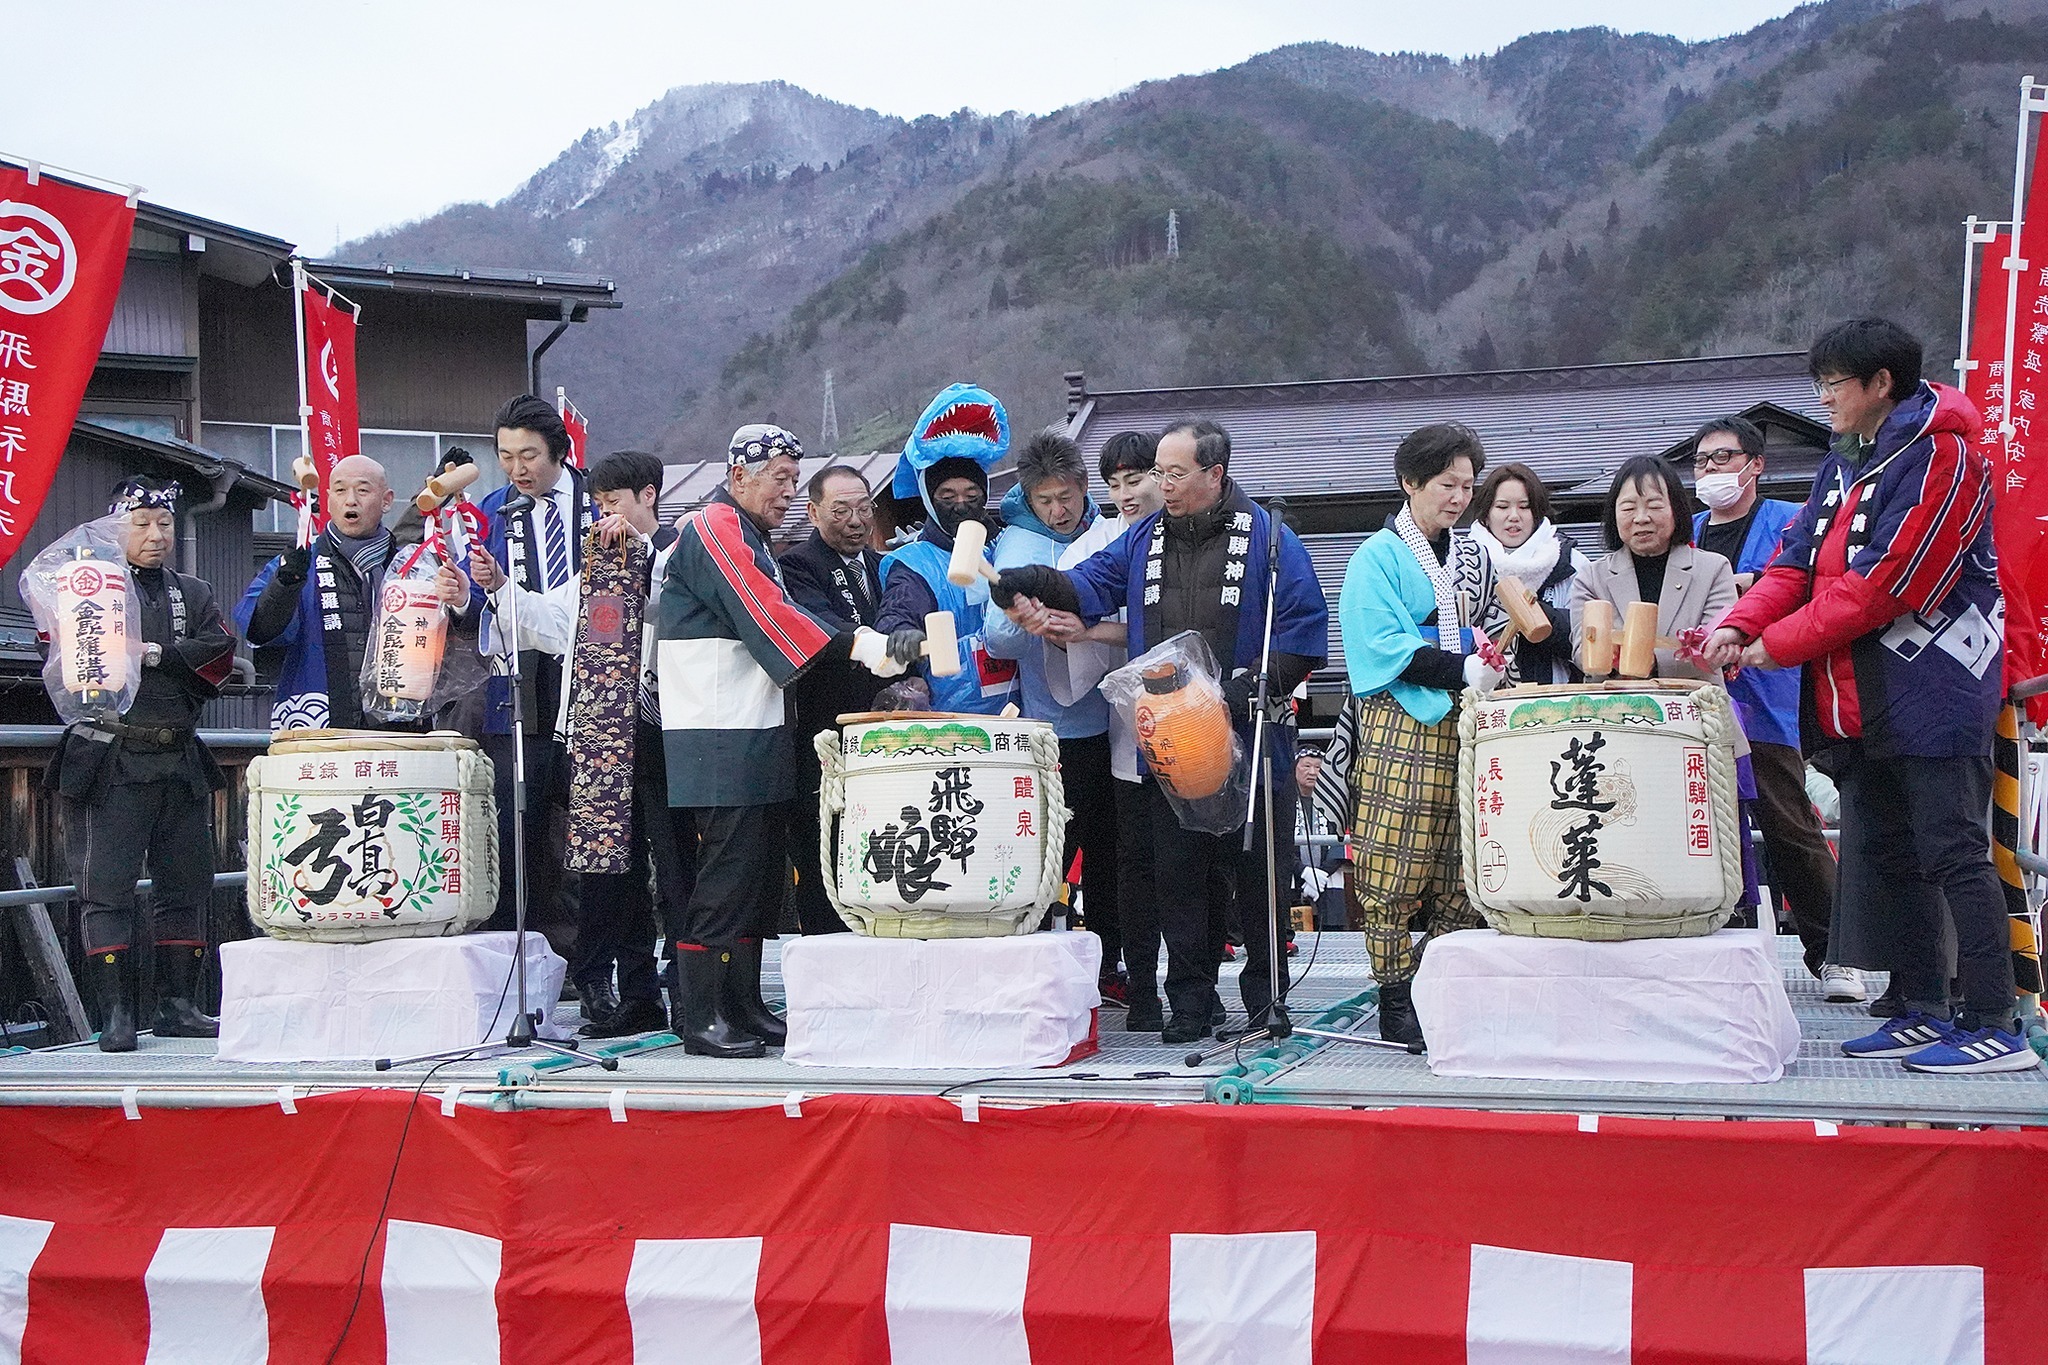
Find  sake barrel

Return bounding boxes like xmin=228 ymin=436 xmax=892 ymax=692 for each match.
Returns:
xmin=1457 ymin=681 xmax=1743 ymax=940
xmin=246 ymin=730 xmax=499 ymax=942
xmin=820 ymin=712 xmax=1064 ymax=938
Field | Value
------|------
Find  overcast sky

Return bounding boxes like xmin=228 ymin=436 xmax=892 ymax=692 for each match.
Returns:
xmin=5 ymin=0 xmax=1807 ymax=250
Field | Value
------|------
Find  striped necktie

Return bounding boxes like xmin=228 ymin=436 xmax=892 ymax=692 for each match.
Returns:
xmin=541 ymin=496 xmax=570 ymax=589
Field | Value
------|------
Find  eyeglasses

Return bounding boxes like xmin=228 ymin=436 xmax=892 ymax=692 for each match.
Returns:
xmin=1692 ymin=447 xmax=1752 ymax=472
xmin=1812 ymin=375 xmax=1859 ymax=399
xmin=1148 ymin=465 xmax=1207 ymax=488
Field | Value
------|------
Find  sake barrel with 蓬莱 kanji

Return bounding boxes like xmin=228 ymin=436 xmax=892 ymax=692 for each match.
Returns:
xmin=817 ymin=713 xmax=1067 ymax=938
xmin=1458 ymin=681 xmax=1744 ymax=940
xmin=246 ymin=730 xmax=498 ymax=942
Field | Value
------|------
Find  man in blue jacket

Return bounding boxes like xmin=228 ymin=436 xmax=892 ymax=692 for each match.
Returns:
xmin=984 ymin=428 xmax=1130 ymax=1003
xmin=994 ymin=420 xmax=1328 ymax=1043
xmin=1690 ymin=416 xmax=1849 ymax=999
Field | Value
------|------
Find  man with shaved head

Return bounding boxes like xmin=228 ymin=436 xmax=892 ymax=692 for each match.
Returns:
xmin=239 ymin=453 xmax=417 ymax=732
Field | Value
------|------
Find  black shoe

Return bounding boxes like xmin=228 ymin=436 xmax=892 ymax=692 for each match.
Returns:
xmin=1126 ymin=998 xmax=1164 ymax=1033
xmin=727 ymin=939 xmax=787 ymax=1047
xmin=90 ymin=948 xmax=137 ymax=1053
xmin=1867 ymin=981 xmax=1906 ymax=1019
xmin=580 ymin=998 xmax=668 ymax=1039
xmin=152 ymin=944 xmax=218 ymax=1039
xmin=1209 ymin=987 xmax=1227 ymax=1027
xmin=578 ymin=976 xmax=620 ymax=1024
xmin=1161 ymin=1016 xmax=1212 ymax=1045
xmin=1377 ymin=980 xmax=1424 ymax=1048
xmin=676 ymin=949 xmax=765 ymax=1059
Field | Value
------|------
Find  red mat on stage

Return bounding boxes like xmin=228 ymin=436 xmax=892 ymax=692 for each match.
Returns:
xmin=0 ymin=1091 xmax=2041 ymax=1362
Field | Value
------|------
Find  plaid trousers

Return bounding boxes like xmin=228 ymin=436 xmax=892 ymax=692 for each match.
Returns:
xmin=1346 ymin=693 xmax=1479 ymax=984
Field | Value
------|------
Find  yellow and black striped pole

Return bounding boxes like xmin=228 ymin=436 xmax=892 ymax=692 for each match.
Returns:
xmin=1991 ymin=701 xmax=2043 ymax=1005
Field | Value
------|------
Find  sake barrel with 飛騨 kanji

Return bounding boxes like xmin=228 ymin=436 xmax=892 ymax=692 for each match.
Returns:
xmin=816 ymin=713 xmax=1067 ymax=938
xmin=1458 ymin=681 xmax=1744 ymax=940
xmin=246 ymin=730 xmax=498 ymax=942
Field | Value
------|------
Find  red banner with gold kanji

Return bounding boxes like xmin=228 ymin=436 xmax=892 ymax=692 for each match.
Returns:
xmin=0 ymin=163 xmax=135 ymax=568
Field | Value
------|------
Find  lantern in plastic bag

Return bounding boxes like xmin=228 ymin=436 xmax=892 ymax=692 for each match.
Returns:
xmin=1135 ymin=661 xmax=1234 ymax=799
xmin=361 ymin=550 xmax=448 ymax=724
xmin=18 ymin=517 xmax=144 ymax=724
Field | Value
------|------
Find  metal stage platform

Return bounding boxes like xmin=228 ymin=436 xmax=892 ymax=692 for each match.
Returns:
xmin=0 ymin=934 xmax=2041 ymax=1127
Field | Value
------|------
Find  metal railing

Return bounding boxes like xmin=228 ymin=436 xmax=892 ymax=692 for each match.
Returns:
xmin=0 ymin=870 xmax=247 ymax=910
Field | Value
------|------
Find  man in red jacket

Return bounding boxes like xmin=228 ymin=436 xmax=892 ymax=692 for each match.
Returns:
xmin=1703 ymin=318 xmax=2032 ymax=1074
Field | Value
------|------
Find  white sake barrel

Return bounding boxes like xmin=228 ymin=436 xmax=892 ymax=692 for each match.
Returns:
xmin=822 ymin=713 xmax=1062 ymax=938
xmin=246 ymin=729 xmax=499 ymax=942
xmin=1458 ymin=681 xmax=1743 ymax=940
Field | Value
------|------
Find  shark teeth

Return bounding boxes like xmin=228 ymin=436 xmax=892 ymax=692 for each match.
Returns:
xmin=921 ymin=402 xmax=999 ymax=444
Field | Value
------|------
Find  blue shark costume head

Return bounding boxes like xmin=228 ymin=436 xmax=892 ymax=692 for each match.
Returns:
xmin=891 ymin=384 xmax=1009 ymax=536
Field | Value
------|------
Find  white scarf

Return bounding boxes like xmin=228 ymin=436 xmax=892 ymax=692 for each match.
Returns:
xmin=1470 ymin=519 xmax=1564 ymax=589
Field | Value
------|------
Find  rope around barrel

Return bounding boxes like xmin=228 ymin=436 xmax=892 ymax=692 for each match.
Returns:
xmin=815 ymin=723 xmax=1069 ymax=936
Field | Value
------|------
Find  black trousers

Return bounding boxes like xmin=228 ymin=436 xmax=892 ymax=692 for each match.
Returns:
xmin=72 ymin=780 xmax=213 ymax=953
xmin=1137 ymin=776 xmax=1291 ymax=1025
xmin=1832 ymin=745 xmax=2016 ymax=1029
xmin=786 ymin=744 xmax=850 ymax=934
xmin=680 ymin=803 xmax=785 ymax=948
xmin=1229 ymin=760 xmax=1296 ymax=1022
xmin=567 ymin=722 xmax=672 ymax=1007
xmin=1748 ymin=739 xmax=1837 ymax=974
xmin=484 ymin=732 xmax=573 ymax=939
xmin=1116 ymin=779 xmax=1159 ymax=1006
xmin=1059 ymin=734 xmax=1121 ymax=973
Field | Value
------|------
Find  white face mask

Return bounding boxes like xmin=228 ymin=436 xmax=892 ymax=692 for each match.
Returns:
xmin=1695 ymin=469 xmax=1753 ymax=511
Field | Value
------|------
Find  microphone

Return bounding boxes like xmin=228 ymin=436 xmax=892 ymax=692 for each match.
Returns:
xmin=498 ymin=491 xmax=536 ymax=516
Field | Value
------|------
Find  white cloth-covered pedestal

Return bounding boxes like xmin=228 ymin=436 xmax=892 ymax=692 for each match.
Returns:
xmin=217 ymin=932 xmax=569 ymax=1062
xmin=1411 ymin=928 xmax=1801 ymax=1084
xmin=783 ymin=931 xmax=1100 ymax=1069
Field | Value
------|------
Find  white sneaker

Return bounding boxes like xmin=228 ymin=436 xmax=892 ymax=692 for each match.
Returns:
xmin=1821 ymin=964 xmax=1866 ymax=1003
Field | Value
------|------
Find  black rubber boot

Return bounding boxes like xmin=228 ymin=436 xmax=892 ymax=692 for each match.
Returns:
xmin=153 ymin=944 xmax=219 ymax=1038
xmin=1377 ymin=980 xmax=1424 ymax=1048
xmin=91 ymin=949 xmax=137 ymax=1053
xmin=727 ymin=939 xmax=787 ymax=1047
xmin=578 ymin=975 xmax=620 ymax=1024
xmin=676 ymin=949 xmax=765 ymax=1059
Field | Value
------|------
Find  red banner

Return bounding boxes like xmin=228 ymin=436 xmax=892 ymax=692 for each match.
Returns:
xmin=558 ymin=388 xmax=587 ymax=468
xmin=301 ymin=276 xmax=360 ymax=531
xmin=0 ymin=1091 xmax=2039 ymax=1363
xmin=0 ymin=165 xmax=134 ymax=567
xmin=1983 ymin=130 xmax=2048 ymax=716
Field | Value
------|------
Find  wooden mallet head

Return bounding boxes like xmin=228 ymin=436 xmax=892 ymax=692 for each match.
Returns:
xmin=1492 ymin=576 xmax=1552 ymax=650
xmin=922 ymin=610 xmax=962 ymax=677
xmin=946 ymin=519 xmax=1000 ymax=588
xmin=1580 ymin=599 xmax=1664 ymax=678
xmin=414 ymin=461 xmax=481 ymax=514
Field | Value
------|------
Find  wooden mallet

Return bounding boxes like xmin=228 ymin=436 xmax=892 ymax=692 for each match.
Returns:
xmin=1492 ymin=576 xmax=1553 ymax=652
xmin=1580 ymin=599 xmax=1679 ymax=678
xmin=945 ymin=519 xmax=1002 ymax=588
xmin=921 ymin=610 xmax=963 ymax=677
xmin=413 ymin=461 xmax=481 ymax=514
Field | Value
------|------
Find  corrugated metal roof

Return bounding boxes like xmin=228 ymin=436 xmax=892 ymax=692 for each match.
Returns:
xmin=1071 ymin=353 xmax=1830 ymax=505
xmin=307 ymin=260 xmax=620 ymax=311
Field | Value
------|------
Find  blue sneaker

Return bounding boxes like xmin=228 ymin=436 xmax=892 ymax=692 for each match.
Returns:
xmin=1902 ymin=1025 xmax=2044 ymax=1075
xmin=1841 ymin=1011 xmax=1953 ymax=1059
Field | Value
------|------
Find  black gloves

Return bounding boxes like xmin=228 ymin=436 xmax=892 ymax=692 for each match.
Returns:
xmin=1222 ymin=671 xmax=1258 ymax=722
xmin=992 ymin=564 xmax=1079 ymax=614
xmin=885 ymin=628 xmax=927 ymax=665
xmin=276 ymin=545 xmax=313 ymax=584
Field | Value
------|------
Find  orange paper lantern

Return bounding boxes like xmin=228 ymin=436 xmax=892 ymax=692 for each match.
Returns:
xmin=1135 ymin=662 xmax=1234 ymax=799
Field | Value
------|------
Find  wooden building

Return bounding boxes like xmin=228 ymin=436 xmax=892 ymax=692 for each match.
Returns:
xmin=0 ymin=199 xmax=620 ymax=727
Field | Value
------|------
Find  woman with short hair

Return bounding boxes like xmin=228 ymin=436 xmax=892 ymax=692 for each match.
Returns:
xmin=1471 ymin=461 xmax=1590 ymax=685
xmin=1335 ymin=422 xmax=1498 ymax=1046
xmin=1569 ymin=456 xmax=1737 ymax=681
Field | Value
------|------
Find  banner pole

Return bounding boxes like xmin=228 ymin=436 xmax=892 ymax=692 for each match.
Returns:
xmin=1999 ymin=78 xmax=2048 ymax=439
xmin=291 ymin=259 xmax=313 ymax=480
xmin=1957 ymin=217 xmax=2005 ymax=394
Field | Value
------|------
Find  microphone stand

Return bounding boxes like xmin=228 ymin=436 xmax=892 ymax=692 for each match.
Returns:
xmin=379 ymin=489 xmax=611 ymax=1074
xmin=1189 ymin=496 xmax=1420 ymax=1065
